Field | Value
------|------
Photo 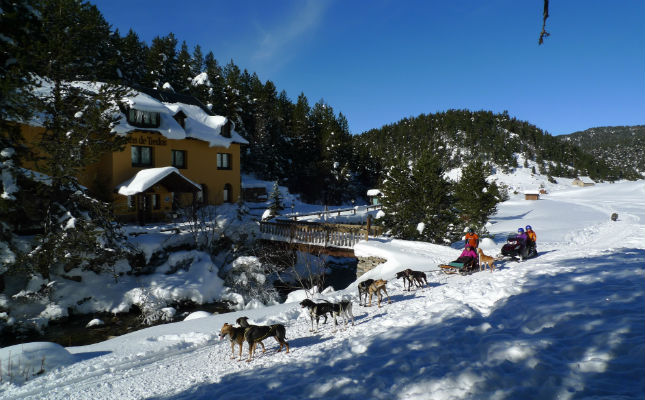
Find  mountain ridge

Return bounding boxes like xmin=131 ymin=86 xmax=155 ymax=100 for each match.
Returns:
xmin=559 ymin=125 xmax=645 ymax=175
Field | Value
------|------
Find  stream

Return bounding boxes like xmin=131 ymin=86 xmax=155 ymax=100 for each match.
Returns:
xmin=3 ymin=257 xmax=357 ymax=348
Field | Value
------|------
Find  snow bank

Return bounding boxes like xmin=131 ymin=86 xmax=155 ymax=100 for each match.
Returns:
xmin=0 ymin=342 xmax=77 ymax=385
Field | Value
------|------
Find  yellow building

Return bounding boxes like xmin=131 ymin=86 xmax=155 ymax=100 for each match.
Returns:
xmin=22 ymin=85 xmax=247 ymax=224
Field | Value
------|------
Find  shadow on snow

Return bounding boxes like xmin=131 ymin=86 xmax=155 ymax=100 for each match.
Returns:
xmin=152 ymin=248 xmax=645 ymax=400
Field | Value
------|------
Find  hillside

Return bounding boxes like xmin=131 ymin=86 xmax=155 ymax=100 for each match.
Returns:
xmin=560 ymin=125 xmax=645 ymax=176
xmin=2 ymin=179 xmax=643 ymax=399
xmin=352 ymin=110 xmax=639 ymax=188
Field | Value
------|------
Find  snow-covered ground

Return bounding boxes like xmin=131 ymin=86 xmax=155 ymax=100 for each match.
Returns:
xmin=1 ymin=179 xmax=643 ymax=399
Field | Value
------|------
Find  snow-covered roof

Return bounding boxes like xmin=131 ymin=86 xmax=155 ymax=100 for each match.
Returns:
xmin=575 ymin=176 xmax=596 ymax=184
xmin=116 ymin=89 xmax=248 ymax=148
xmin=367 ymin=189 xmax=382 ymax=197
xmin=524 ymin=190 xmax=540 ymax=195
xmin=116 ymin=167 xmax=201 ymax=196
xmin=28 ymin=79 xmax=248 ymax=148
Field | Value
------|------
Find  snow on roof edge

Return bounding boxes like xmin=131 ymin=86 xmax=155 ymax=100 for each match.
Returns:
xmin=116 ymin=167 xmax=201 ymax=196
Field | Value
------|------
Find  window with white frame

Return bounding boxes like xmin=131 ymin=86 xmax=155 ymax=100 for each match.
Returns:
xmin=217 ymin=153 xmax=232 ymax=170
xmin=127 ymin=108 xmax=160 ymax=128
xmin=171 ymin=150 xmax=186 ymax=169
xmin=131 ymin=146 xmax=152 ymax=167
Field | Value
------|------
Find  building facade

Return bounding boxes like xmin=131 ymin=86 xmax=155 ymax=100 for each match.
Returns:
xmin=21 ymin=85 xmax=247 ymax=224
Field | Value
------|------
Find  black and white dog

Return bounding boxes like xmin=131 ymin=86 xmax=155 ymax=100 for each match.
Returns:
xmin=300 ymin=298 xmax=354 ymax=332
xmin=358 ymin=279 xmax=375 ymax=306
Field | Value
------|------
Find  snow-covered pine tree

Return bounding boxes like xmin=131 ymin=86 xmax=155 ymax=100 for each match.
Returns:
xmin=0 ymin=0 xmax=42 ymax=289
xmin=27 ymin=74 xmax=134 ymax=280
xmin=222 ymin=61 xmax=244 ymax=132
xmin=454 ymin=160 xmax=500 ymax=232
xmin=380 ymin=153 xmax=456 ymax=243
xmin=323 ymin=112 xmax=353 ymax=204
xmin=268 ymin=181 xmax=284 ymax=218
xmin=202 ymin=52 xmax=226 ymax=114
xmin=143 ymin=33 xmax=178 ymax=89
xmin=175 ymin=41 xmax=193 ymax=93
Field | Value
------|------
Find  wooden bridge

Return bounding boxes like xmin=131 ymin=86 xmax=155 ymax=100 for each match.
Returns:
xmin=259 ymin=219 xmax=383 ymax=256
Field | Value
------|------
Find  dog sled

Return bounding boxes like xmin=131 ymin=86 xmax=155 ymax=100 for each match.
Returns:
xmin=439 ymin=260 xmax=479 ymax=275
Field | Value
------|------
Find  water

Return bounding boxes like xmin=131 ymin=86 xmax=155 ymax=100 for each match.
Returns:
xmin=2 ymin=257 xmax=357 ymax=347
xmin=325 ymin=256 xmax=358 ymax=290
xmin=2 ymin=301 xmax=231 ymax=348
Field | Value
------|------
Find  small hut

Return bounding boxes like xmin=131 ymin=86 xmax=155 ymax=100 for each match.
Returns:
xmin=366 ymin=189 xmax=383 ymax=206
xmin=524 ymin=190 xmax=540 ymax=201
xmin=572 ymin=176 xmax=595 ymax=187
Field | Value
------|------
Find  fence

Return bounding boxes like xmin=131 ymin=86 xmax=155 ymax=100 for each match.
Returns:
xmin=281 ymin=204 xmax=382 ymax=221
xmin=259 ymin=220 xmax=383 ymax=249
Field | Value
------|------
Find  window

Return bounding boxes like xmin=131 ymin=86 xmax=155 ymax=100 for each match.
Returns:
xmin=173 ymin=111 xmax=187 ymax=128
xmin=223 ymin=183 xmax=232 ymax=203
xmin=127 ymin=195 xmax=136 ymax=210
xmin=127 ymin=108 xmax=160 ymax=128
xmin=151 ymin=194 xmax=160 ymax=210
xmin=171 ymin=150 xmax=187 ymax=169
xmin=217 ymin=153 xmax=232 ymax=170
xmin=131 ymin=146 xmax=153 ymax=167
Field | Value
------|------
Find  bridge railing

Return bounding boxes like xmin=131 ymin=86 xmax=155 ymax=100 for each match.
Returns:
xmin=280 ymin=204 xmax=382 ymax=221
xmin=259 ymin=220 xmax=383 ymax=249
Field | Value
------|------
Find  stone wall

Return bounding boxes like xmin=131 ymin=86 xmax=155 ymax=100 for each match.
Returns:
xmin=356 ymin=256 xmax=387 ymax=277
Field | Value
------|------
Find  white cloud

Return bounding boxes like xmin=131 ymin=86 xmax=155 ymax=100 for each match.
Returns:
xmin=251 ymin=0 xmax=331 ymax=68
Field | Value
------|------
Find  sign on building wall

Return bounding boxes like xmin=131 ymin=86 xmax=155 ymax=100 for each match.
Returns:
xmin=128 ymin=136 xmax=168 ymax=146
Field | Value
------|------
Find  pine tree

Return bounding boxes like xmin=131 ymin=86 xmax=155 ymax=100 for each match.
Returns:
xmin=287 ymin=93 xmax=316 ymax=198
xmin=454 ymin=160 xmax=500 ymax=232
xmin=0 ymin=0 xmax=42 ymax=286
xmin=380 ymin=153 xmax=456 ymax=243
xmin=175 ymin=41 xmax=193 ymax=93
xmin=222 ymin=60 xmax=244 ymax=133
xmin=27 ymin=79 xmax=132 ymax=279
xmin=116 ymin=29 xmax=148 ymax=85
xmin=31 ymin=0 xmax=117 ymax=80
xmin=268 ymin=181 xmax=284 ymax=217
xmin=191 ymin=45 xmax=204 ymax=75
xmin=143 ymin=33 xmax=178 ymax=89
xmin=202 ymin=52 xmax=226 ymax=114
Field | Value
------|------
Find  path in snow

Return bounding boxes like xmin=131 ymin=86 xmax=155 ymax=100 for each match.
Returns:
xmin=2 ymin=182 xmax=644 ymax=400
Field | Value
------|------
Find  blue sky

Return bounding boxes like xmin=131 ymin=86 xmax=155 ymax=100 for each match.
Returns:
xmin=92 ymin=0 xmax=644 ymax=135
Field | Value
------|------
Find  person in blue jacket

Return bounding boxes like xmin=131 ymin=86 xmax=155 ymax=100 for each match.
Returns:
xmin=516 ymin=228 xmax=529 ymax=260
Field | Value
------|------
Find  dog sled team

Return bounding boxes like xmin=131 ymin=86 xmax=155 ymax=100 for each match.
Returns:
xmin=440 ymin=226 xmax=538 ymax=275
xmin=220 ymin=226 xmax=537 ymax=362
xmin=219 ymin=268 xmax=429 ymax=362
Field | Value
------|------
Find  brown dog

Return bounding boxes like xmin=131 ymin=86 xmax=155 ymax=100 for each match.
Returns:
xmin=219 ymin=323 xmax=264 ymax=361
xmin=236 ymin=316 xmax=289 ymax=362
xmin=368 ymin=279 xmax=391 ymax=307
xmin=477 ymin=248 xmax=499 ymax=273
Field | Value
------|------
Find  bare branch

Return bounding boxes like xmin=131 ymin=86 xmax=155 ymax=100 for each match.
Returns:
xmin=539 ymin=0 xmax=550 ymax=45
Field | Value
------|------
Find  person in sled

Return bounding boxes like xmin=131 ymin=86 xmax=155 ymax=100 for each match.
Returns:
xmin=454 ymin=245 xmax=478 ymax=269
xmin=464 ymin=228 xmax=479 ymax=249
xmin=516 ymin=227 xmax=530 ymax=260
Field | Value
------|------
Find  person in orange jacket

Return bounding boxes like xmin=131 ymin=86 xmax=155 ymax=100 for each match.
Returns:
xmin=464 ymin=228 xmax=479 ymax=249
xmin=526 ymin=225 xmax=537 ymax=252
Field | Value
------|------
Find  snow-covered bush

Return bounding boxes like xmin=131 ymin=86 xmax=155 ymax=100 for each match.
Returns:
xmin=129 ymin=287 xmax=173 ymax=326
xmin=221 ymin=256 xmax=278 ymax=307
